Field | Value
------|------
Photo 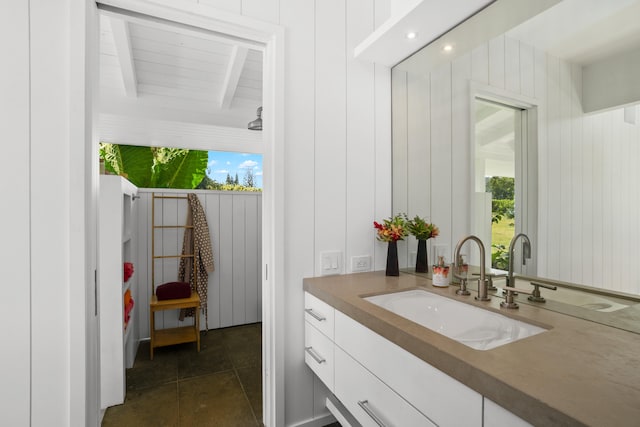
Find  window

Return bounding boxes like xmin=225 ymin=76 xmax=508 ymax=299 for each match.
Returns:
xmin=99 ymin=143 xmax=262 ymax=191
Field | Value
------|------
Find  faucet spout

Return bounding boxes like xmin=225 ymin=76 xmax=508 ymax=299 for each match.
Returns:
xmin=507 ymin=233 xmax=532 ymax=288
xmin=453 ymin=235 xmax=490 ymax=301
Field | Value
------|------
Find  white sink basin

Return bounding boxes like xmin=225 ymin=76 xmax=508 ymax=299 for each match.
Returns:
xmin=365 ymin=289 xmax=546 ymax=350
xmin=541 ymin=286 xmax=628 ymax=313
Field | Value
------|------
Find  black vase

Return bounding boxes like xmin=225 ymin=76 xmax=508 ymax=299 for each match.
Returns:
xmin=386 ymin=241 xmax=400 ymax=276
xmin=415 ymin=239 xmax=428 ymax=273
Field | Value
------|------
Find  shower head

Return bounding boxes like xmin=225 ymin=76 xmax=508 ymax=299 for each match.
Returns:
xmin=248 ymin=106 xmax=262 ymax=131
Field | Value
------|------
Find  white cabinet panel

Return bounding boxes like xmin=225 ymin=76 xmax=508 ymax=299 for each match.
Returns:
xmin=335 ymin=310 xmax=482 ymax=427
xmin=305 ymin=321 xmax=335 ymax=392
xmin=99 ymin=175 xmax=138 ymax=409
xmin=484 ymin=398 xmax=533 ymax=427
xmin=304 ymin=292 xmax=335 ymax=340
xmin=335 ymin=346 xmax=436 ymax=427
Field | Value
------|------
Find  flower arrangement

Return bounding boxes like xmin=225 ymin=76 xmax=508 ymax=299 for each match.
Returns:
xmin=403 ymin=214 xmax=439 ymax=241
xmin=373 ymin=214 xmax=408 ymax=242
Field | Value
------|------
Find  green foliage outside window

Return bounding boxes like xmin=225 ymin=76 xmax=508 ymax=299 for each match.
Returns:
xmin=491 ymin=244 xmax=510 ymax=270
xmin=485 ymin=176 xmax=514 ymax=200
xmin=100 ymin=143 xmax=208 ymax=189
xmin=487 ymin=176 xmax=515 ymax=269
xmin=491 ymin=199 xmax=515 ymax=224
xmin=99 ymin=143 xmax=261 ymax=192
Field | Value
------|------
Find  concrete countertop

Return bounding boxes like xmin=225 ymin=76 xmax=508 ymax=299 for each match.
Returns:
xmin=304 ymin=271 xmax=640 ymax=427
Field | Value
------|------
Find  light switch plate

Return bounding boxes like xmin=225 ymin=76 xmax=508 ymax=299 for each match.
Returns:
xmin=320 ymin=251 xmax=343 ymax=276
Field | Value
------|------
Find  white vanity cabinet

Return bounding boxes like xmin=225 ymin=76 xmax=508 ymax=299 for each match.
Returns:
xmin=335 ymin=310 xmax=481 ymax=427
xmin=303 ymin=291 xmax=531 ymax=426
xmin=304 ymin=291 xmax=483 ymax=426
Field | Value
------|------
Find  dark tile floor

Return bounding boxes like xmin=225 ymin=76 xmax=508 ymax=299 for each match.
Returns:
xmin=102 ymin=323 xmax=263 ymax=426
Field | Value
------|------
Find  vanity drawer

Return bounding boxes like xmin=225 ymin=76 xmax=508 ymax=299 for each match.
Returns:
xmin=335 ymin=346 xmax=436 ymax=427
xmin=335 ymin=310 xmax=482 ymax=427
xmin=304 ymin=292 xmax=335 ymax=340
xmin=304 ymin=321 xmax=334 ymax=391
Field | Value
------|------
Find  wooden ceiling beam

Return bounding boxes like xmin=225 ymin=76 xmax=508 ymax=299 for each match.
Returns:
xmin=219 ymin=46 xmax=248 ymax=110
xmin=110 ymin=17 xmax=138 ymax=98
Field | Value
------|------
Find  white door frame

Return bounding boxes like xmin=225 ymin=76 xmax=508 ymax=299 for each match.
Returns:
xmin=87 ymin=1 xmax=285 ymax=425
xmin=469 ymin=82 xmax=538 ymax=273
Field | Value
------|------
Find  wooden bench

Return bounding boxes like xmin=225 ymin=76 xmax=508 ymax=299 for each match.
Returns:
xmin=149 ymin=291 xmax=200 ymax=360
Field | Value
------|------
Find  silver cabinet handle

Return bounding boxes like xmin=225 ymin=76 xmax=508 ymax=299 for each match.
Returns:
xmin=305 ymin=308 xmax=326 ymax=321
xmin=357 ymin=400 xmax=388 ymax=427
xmin=305 ymin=346 xmax=326 ymax=364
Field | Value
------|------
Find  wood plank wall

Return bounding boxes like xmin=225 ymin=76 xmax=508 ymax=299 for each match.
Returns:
xmin=133 ymin=189 xmax=262 ymax=338
xmin=394 ymin=34 xmax=640 ymax=295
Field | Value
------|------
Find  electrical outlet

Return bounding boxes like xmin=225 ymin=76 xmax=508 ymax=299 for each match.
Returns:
xmin=351 ymin=255 xmax=372 ymax=272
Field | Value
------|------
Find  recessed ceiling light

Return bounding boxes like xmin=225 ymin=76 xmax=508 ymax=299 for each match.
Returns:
xmin=443 ymin=44 xmax=453 ymax=53
xmin=406 ymin=32 xmax=417 ymax=40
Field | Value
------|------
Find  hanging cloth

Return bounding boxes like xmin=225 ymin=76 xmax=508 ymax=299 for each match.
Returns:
xmin=178 ymin=193 xmax=214 ymax=330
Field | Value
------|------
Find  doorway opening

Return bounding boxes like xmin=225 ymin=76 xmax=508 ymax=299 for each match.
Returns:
xmin=94 ymin=3 xmax=278 ymax=424
xmin=472 ymin=95 xmax=536 ymax=275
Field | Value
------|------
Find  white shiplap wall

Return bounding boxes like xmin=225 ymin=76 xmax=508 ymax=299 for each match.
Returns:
xmin=6 ymin=0 xmax=391 ymax=426
xmin=276 ymin=0 xmax=393 ymax=423
xmin=2 ymin=2 xmax=33 ymax=424
xmin=133 ymin=189 xmax=262 ymax=338
xmin=394 ymin=33 xmax=640 ymax=295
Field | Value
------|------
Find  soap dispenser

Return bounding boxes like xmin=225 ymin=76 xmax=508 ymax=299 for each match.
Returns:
xmin=432 ymin=255 xmax=450 ymax=287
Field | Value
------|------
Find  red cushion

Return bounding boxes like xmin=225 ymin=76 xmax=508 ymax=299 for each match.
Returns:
xmin=156 ymin=282 xmax=191 ymax=300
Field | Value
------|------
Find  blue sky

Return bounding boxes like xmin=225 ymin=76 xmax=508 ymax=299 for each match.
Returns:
xmin=206 ymin=151 xmax=263 ymax=188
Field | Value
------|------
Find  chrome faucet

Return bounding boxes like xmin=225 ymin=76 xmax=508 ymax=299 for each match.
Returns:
xmin=453 ymin=235 xmax=490 ymax=301
xmin=506 ymin=233 xmax=531 ymax=289
xmin=501 ymin=233 xmax=532 ymax=309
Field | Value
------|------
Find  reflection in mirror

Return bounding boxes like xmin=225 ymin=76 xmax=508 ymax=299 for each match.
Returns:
xmin=473 ymin=98 xmax=532 ymax=273
xmin=392 ymin=0 xmax=640 ymax=305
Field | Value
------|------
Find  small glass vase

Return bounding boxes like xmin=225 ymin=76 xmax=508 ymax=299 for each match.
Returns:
xmin=415 ymin=239 xmax=428 ymax=273
xmin=386 ymin=241 xmax=400 ymax=276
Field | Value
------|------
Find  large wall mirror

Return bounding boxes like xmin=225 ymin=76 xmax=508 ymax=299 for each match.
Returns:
xmin=392 ymin=0 xmax=640 ymax=304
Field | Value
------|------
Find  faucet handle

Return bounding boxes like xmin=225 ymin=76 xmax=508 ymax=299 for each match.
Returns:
xmin=472 ymin=272 xmax=506 ymax=291
xmin=530 ymin=282 xmax=557 ymax=290
xmin=456 ymin=277 xmax=471 ymax=296
xmin=528 ymin=282 xmax=557 ymax=303
xmin=500 ymin=285 xmax=532 ymax=309
xmin=502 ymin=285 xmax=532 ymax=295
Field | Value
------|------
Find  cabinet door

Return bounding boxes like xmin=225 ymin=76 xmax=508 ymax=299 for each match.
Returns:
xmin=484 ymin=398 xmax=533 ymax=427
xmin=335 ymin=310 xmax=482 ymax=427
xmin=335 ymin=346 xmax=436 ymax=427
xmin=304 ymin=292 xmax=335 ymax=339
xmin=304 ymin=321 xmax=335 ymax=392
